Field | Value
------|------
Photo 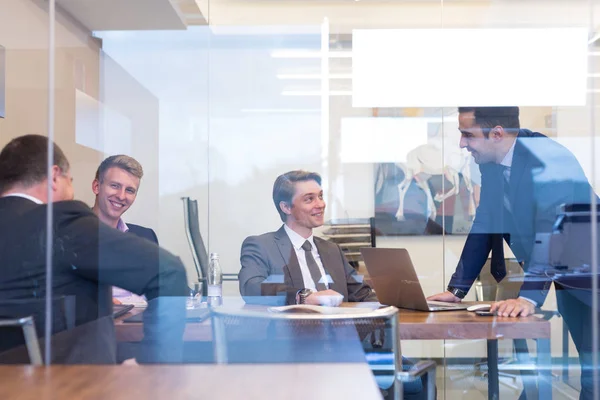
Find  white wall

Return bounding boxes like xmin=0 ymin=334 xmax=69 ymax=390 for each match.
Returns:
xmin=0 ymin=0 xmax=103 ymax=196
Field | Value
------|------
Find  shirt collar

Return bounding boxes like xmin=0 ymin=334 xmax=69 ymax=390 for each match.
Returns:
xmin=116 ymin=218 xmax=129 ymax=233
xmin=500 ymin=138 xmax=517 ymax=168
xmin=1 ymin=193 xmax=43 ymax=204
xmin=284 ymin=224 xmax=315 ymax=251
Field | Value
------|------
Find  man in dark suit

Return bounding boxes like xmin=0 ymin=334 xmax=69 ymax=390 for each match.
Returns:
xmin=239 ymin=170 xmax=376 ymax=305
xmin=428 ymin=107 xmax=598 ymax=399
xmin=91 ymin=155 xmax=159 ymax=304
xmin=0 ymin=135 xmax=188 ymax=364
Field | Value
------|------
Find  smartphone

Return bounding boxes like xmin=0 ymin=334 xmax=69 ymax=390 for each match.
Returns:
xmin=475 ymin=311 xmax=496 ymax=316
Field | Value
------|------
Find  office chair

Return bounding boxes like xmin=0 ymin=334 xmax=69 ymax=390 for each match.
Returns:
xmin=0 ymin=296 xmax=75 ymax=364
xmin=0 ymin=317 xmax=42 ymax=365
xmin=210 ymin=306 xmax=436 ymax=400
xmin=182 ymin=197 xmax=237 ymax=296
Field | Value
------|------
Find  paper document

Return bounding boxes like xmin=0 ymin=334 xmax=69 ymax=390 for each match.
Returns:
xmin=268 ymin=305 xmax=376 ymax=315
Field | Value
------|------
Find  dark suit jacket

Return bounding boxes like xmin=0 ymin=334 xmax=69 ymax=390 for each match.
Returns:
xmin=239 ymin=225 xmax=377 ymax=304
xmin=0 ymin=197 xmax=188 ymax=363
xmin=449 ymin=129 xmax=595 ymax=305
xmin=128 ymin=223 xmax=158 ymax=244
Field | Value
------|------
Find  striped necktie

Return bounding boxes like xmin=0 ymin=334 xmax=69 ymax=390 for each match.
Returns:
xmin=301 ymin=240 xmax=327 ymax=291
xmin=502 ymin=165 xmax=512 ymax=213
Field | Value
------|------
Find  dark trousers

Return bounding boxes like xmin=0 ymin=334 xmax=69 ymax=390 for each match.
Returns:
xmin=555 ymin=277 xmax=600 ymax=400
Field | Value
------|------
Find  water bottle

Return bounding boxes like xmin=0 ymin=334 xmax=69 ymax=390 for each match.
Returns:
xmin=207 ymin=252 xmax=223 ymax=306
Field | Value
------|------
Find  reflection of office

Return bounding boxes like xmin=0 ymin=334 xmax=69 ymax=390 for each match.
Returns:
xmin=369 ymin=114 xmax=478 ymax=236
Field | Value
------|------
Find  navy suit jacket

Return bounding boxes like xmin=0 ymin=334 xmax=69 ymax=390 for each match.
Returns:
xmin=449 ymin=129 xmax=595 ymax=305
xmin=0 ymin=197 xmax=188 ymax=363
xmin=239 ymin=225 xmax=377 ymax=304
xmin=128 ymin=223 xmax=158 ymax=245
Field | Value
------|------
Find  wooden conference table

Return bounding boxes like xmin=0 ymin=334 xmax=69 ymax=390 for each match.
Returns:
xmin=0 ymin=363 xmax=381 ymax=400
xmin=115 ymin=301 xmax=552 ymax=400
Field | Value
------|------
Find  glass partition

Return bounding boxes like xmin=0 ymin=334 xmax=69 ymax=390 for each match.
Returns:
xmin=0 ymin=0 xmax=598 ymax=399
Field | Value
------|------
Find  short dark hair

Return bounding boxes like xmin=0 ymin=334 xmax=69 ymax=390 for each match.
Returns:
xmin=458 ymin=106 xmax=520 ymax=137
xmin=94 ymin=155 xmax=144 ymax=182
xmin=0 ymin=134 xmax=70 ymax=195
xmin=272 ymin=170 xmax=322 ymax=222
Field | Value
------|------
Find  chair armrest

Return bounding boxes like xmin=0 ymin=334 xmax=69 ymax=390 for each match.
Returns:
xmin=397 ymin=360 xmax=437 ymax=381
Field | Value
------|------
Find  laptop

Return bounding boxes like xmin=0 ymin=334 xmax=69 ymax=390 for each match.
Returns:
xmin=360 ymin=248 xmax=468 ymax=312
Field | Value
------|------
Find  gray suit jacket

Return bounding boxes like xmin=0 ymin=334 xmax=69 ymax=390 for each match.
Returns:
xmin=239 ymin=225 xmax=377 ymax=304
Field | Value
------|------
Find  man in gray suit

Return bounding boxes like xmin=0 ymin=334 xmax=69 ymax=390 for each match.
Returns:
xmin=239 ymin=170 xmax=376 ymax=305
xmin=238 ymin=170 xmax=430 ymax=400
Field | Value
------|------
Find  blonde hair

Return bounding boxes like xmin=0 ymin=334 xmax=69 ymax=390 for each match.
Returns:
xmin=95 ymin=155 xmax=143 ymax=182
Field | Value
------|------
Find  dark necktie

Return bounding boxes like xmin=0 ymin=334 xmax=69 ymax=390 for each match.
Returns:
xmin=491 ymin=165 xmax=510 ymax=283
xmin=301 ymin=240 xmax=327 ymax=291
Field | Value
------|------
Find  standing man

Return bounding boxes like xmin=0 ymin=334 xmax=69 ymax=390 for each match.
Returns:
xmin=239 ymin=170 xmax=377 ymax=305
xmin=92 ymin=155 xmax=157 ymax=304
xmin=0 ymin=135 xmax=187 ymax=363
xmin=427 ymin=107 xmax=597 ymax=399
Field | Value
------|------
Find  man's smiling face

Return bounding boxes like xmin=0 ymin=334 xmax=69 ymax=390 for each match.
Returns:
xmin=458 ymin=110 xmax=496 ymax=165
xmin=286 ymin=180 xmax=326 ymax=230
xmin=92 ymin=166 xmax=140 ymax=223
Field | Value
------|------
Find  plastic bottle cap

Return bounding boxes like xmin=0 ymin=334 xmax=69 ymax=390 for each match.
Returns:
xmin=210 ymin=252 xmax=219 ymax=259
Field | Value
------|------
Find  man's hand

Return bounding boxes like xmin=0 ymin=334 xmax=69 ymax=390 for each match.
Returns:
xmin=306 ymin=289 xmax=343 ymax=307
xmin=491 ymin=298 xmax=535 ymax=317
xmin=426 ymin=291 xmax=461 ymax=303
xmin=112 ymin=297 xmax=122 ymax=305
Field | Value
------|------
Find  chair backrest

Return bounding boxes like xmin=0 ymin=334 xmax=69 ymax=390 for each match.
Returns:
xmin=0 ymin=296 xmax=75 ymax=360
xmin=211 ymin=305 xmax=435 ymax=399
xmin=0 ymin=317 xmax=42 ymax=365
xmin=210 ymin=306 xmax=399 ymax=364
xmin=182 ymin=197 xmax=209 ymax=294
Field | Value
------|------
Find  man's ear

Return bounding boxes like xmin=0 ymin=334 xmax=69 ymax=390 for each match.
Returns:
xmin=490 ymin=125 xmax=505 ymax=141
xmin=50 ymin=165 xmax=61 ymax=192
xmin=92 ymin=179 xmax=100 ymax=195
xmin=279 ymin=201 xmax=292 ymax=217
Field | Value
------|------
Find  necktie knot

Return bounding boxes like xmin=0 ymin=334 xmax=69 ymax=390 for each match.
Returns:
xmin=301 ymin=240 xmax=312 ymax=252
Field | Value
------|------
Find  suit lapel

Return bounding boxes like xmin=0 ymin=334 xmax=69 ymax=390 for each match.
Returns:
xmin=273 ymin=226 xmax=304 ymax=288
xmin=314 ymin=237 xmax=346 ymax=294
xmin=508 ymin=135 xmax=534 ymax=206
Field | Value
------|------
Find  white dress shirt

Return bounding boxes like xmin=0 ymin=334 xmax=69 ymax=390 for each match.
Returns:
xmin=284 ymin=224 xmax=330 ymax=291
xmin=1 ymin=193 xmax=43 ymax=204
xmin=500 ymin=138 xmax=517 ymax=181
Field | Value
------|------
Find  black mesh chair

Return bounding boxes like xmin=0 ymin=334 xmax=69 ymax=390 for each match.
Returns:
xmin=210 ymin=305 xmax=436 ymax=400
xmin=182 ymin=197 xmax=237 ymax=296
